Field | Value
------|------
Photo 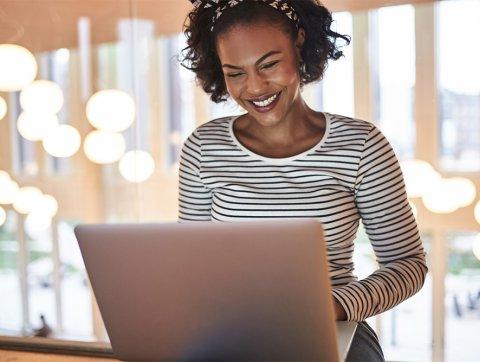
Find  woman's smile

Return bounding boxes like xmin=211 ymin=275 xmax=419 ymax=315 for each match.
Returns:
xmin=216 ymin=23 xmax=305 ymax=129
xmin=247 ymin=90 xmax=282 ymax=113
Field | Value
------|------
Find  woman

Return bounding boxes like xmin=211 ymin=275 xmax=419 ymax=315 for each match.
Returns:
xmin=178 ymin=0 xmax=428 ymax=360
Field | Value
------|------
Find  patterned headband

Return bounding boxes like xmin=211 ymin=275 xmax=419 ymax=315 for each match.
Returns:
xmin=190 ymin=0 xmax=300 ymax=32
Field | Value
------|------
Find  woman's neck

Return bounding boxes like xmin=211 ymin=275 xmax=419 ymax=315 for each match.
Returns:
xmin=241 ymin=96 xmax=326 ymax=148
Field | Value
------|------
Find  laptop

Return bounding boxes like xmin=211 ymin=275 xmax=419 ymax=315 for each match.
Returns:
xmin=74 ymin=218 xmax=341 ymax=361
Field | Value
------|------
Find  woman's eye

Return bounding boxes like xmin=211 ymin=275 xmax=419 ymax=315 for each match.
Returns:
xmin=227 ymin=73 xmax=243 ymax=78
xmin=262 ymin=61 xmax=279 ymax=69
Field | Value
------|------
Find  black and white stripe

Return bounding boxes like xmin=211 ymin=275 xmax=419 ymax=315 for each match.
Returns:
xmin=178 ymin=112 xmax=428 ymax=322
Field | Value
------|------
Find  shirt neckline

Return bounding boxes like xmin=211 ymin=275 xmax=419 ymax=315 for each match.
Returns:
xmin=228 ymin=112 xmax=331 ymax=164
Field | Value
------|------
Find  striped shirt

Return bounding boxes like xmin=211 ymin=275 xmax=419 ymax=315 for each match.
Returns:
xmin=178 ymin=112 xmax=428 ymax=322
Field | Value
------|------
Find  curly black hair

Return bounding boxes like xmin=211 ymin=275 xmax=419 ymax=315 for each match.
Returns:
xmin=180 ymin=0 xmax=350 ymax=103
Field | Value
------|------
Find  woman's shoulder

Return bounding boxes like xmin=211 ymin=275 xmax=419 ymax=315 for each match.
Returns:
xmin=182 ymin=115 xmax=238 ymax=149
xmin=326 ymin=112 xmax=375 ymax=133
xmin=195 ymin=115 xmax=236 ymax=133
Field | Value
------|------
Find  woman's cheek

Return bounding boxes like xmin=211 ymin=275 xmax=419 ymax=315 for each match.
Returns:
xmin=275 ymin=63 xmax=300 ymax=84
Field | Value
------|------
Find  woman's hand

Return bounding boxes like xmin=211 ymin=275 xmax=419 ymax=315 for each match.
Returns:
xmin=333 ymin=299 xmax=347 ymax=321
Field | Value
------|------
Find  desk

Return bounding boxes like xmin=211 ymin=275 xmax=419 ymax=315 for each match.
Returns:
xmin=336 ymin=321 xmax=358 ymax=361
xmin=0 ymin=322 xmax=357 ymax=361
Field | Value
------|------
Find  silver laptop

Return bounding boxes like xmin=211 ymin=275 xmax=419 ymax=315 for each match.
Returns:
xmin=74 ymin=218 xmax=340 ymax=361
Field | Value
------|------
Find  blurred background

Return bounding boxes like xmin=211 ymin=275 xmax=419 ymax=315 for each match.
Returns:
xmin=0 ymin=0 xmax=479 ymax=361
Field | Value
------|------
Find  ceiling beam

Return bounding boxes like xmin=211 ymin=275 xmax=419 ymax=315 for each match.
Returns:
xmin=0 ymin=0 xmax=436 ymax=53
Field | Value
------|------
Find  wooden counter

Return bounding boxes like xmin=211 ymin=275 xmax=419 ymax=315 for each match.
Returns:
xmin=0 ymin=349 xmax=119 ymax=361
xmin=0 ymin=322 xmax=357 ymax=361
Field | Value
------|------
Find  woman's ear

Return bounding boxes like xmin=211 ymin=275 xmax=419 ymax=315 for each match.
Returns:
xmin=295 ymin=28 xmax=306 ymax=60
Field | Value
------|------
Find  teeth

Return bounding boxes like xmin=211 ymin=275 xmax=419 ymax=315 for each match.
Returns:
xmin=252 ymin=93 xmax=278 ymax=107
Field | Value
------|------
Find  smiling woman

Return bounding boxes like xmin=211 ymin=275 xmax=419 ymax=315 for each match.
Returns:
xmin=178 ymin=1 xmax=429 ymax=361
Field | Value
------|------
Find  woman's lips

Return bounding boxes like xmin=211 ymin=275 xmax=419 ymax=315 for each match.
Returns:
xmin=247 ymin=91 xmax=281 ymax=113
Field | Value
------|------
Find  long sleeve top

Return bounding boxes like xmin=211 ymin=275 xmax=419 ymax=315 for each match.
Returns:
xmin=177 ymin=112 xmax=428 ymax=322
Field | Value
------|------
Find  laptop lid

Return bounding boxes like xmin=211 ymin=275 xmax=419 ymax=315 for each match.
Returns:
xmin=74 ymin=218 xmax=339 ymax=361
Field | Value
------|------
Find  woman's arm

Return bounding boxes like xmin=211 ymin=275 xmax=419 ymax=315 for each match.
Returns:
xmin=178 ymin=130 xmax=213 ymax=222
xmin=331 ymin=125 xmax=428 ymax=322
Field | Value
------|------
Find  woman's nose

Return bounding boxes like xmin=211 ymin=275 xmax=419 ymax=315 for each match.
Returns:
xmin=245 ymin=72 xmax=269 ymax=95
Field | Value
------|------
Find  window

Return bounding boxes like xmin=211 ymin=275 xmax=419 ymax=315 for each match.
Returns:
xmin=372 ymin=5 xmax=416 ymax=160
xmin=302 ymin=11 xmax=353 ymax=117
xmin=444 ymin=232 xmax=480 ymax=362
xmin=353 ymin=225 xmax=433 ymax=361
xmin=45 ymin=48 xmax=71 ymax=174
xmin=0 ymin=211 xmax=22 ymax=333
xmin=9 ymin=92 xmax=38 ymax=176
xmin=321 ymin=12 xmax=354 ymax=118
xmin=165 ymin=33 xmax=197 ymax=169
xmin=438 ymin=0 xmax=480 ymax=172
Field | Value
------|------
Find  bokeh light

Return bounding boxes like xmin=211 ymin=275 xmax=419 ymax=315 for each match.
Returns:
xmin=0 ymin=179 xmax=19 ymax=205
xmin=25 ymin=212 xmax=52 ymax=238
xmin=0 ymin=206 xmax=6 ymax=227
xmin=83 ymin=130 xmax=126 ymax=164
xmin=474 ymin=201 xmax=480 ymax=225
xmin=0 ymin=96 xmax=7 ymax=121
xmin=0 ymin=170 xmax=10 ymax=183
xmin=42 ymin=124 xmax=81 ymax=158
xmin=20 ymin=80 xmax=64 ymax=114
xmin=400 ymin=159 xmax=441 ymax=198
xmin=29 ymin=194 xmax=59 ymax=218
xmin=422 ymin=178 xmax=461 ymax=214
xmin=13 ymin=186 xmax=43 ymax=214
xmin=86 ymin=89 xmax=135 ymax=132
xmin=447 ymin=177 xmax=476 ymax=208
xmin=118 ymin=150 xmax=155 ymax=183
xmin=0 ymin=44 xmax=38 ymax=92
xmin=17 ymin=112 xmax=59 ymax=141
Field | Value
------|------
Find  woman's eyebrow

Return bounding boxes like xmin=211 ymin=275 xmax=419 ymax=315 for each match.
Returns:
xmin=222 ymin=50 xmax=282 ymax=69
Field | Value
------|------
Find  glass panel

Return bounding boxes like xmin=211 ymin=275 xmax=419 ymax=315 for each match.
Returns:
xmin=380 ymin=234 xmax=432 ymax=361
xmin=45 ymin=49 xmax=71 ymax=175
xmin=321 ymin=11 xmax=354 ymax=117
xmin=0 ymin=211 xmax=22 ymax=334
xmin=438 ymin=0 xmax=480 ymax=172
xmin=9 ymin=92 xmax=38 ymax=176
xmin=445 ymin=232 xmax=480 ymax=362
xmin=58 ymin=220 xmax=93 ymax=340
xmin=165 ymin=33 xmax=197 ymax=169
xmin=26 ymin=217 xmax=56 ymax=335
xmin=372 ymin=4 xmax=416 ymax=160
xmin=353 ymin=225 xmax=432 ymax=361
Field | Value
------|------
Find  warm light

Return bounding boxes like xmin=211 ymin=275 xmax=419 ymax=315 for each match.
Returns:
xmin=86 ymin=90 xmax=135 ymax=132
xmin=13 ymin=186 xmax=43 ymax=214
xmin=422 ymin=178 xmax=460 ymax=214
xmin=0 ymin=44 xmax=38 ymax=92
xmin=0 ymin=179 xmax=19 ymax=205
xmin=0 ymin=170 xmax=10 ymax=183
xmin=29 ymin=194 xmax=58 ymax=218
xmin=25 ymin=212 xmax=52 ymax=237
xmin=0 ymin=206 xmax=6 ymax=227
xmin=473 ymin=234 xmax=480 ymax=261
xmin=20 ymin=80 xmax=64 ymax=114
xmin=447 ymin=177 xmax=476 ymax=208
xmin=0 ymin=96 xmax=7 ymax=121
xmin=118 ymin=150 xmax=155 ymax=183
xmin=0 ymin=172 xmax=24 ymax=206
xmin=83 ymin=130 xmax=126 ymax=164
xmin=475 ymin=201 xmax=480 ymax=225
xmin=42 ymin=125 xmax=81 ymax=158
xmin=17 ymin=112 xmax=59 ymax=141
xmin=400 ymin=159 xmax=441 ymax=198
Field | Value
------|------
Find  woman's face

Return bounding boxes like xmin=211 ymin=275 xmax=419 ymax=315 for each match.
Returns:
xmin=216 ymin=23 xmax=305 ymax=128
